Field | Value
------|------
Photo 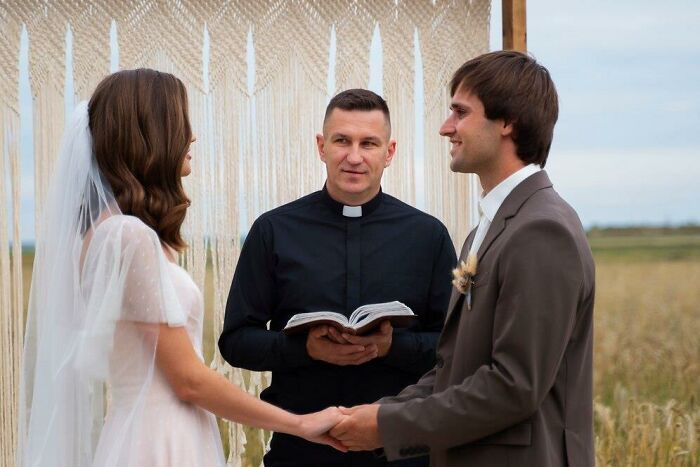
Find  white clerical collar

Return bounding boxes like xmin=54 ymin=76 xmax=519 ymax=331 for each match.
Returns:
xmin=342 ymin=205 xmax=363 ymax=217
xmin=321 ymin=184 xmax=383 ymax=217
xmin=480 ymin=164 xmax=541 ymax=222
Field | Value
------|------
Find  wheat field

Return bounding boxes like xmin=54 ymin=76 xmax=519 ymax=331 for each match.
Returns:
xmin=19 ymin=231 xmax=700 ymax=466
xmin=589 ymin=234 xmax=699 ymax=466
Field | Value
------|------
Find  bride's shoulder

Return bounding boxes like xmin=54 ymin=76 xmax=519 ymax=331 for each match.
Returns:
xmin=82 ymin=215 xmax=165 ymax=272
xmin=94 ymin=214 xmax=159 ymax=246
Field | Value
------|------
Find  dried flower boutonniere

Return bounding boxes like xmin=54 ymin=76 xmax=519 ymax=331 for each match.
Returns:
xmin=451 ymin=253 xmax=478 ymax=310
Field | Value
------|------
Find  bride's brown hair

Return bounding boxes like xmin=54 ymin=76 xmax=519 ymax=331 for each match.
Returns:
xmin=89 ymin=68 xmax=192 ymax=251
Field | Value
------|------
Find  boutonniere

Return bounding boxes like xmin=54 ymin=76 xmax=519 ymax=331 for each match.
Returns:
xmin=451 ymin=254 xmax=477 ymax=310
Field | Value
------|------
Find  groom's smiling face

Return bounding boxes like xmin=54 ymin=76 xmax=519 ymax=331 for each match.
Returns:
xmin=439 ymin=86 xmax=509 ymax=175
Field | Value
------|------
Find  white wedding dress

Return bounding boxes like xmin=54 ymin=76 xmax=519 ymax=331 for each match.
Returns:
xmin=89 ymin=216 xmax=226 ymax=467
xmin=18 ymin=101 xmax=227 ymax=467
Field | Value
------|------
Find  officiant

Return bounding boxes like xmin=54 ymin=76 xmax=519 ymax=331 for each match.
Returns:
xmin=219 ymin=89 xmax=456 ymax=466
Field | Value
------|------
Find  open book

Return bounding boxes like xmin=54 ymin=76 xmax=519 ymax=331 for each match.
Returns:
xmin=282 ymin=301 xmax=417 ymax=336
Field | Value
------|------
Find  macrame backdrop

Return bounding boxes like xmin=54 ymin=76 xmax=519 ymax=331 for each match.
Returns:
xmin=0 ymin=1 xmax=489 ymax=465
xmin=1 ymin=4 xmax=23 ymax=467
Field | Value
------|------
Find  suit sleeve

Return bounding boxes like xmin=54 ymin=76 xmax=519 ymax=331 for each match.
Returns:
xmin=377 ymin=219 xmax=584 ymax=459
xmin=378 ymin=367 xmax=437 ymax=404
xmin=381 ymin=223 xmax=456 ymax=376
xmin=218 ymin=218 xmax=313 ymax=371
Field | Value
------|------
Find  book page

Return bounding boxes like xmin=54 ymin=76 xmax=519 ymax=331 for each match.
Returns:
xmin=283 ymin=311 xmax=348 ymax=330
xmin=349 ymin=301 xmax=412 ymax=325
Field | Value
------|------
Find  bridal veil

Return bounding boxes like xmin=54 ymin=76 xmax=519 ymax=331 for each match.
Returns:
xmin=17 ymin=102 xmax=188 ymax=466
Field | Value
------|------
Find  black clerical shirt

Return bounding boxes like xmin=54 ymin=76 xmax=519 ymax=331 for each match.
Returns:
xmin=219 ymin=187 xmax=456 ymax=466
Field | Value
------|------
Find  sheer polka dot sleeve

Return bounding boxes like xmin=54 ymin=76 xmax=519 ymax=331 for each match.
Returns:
xmin=84 ymin=215 xmax=186 ymax=326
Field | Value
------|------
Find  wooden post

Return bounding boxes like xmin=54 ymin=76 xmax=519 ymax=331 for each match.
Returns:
xmin=502 ymin=0 xmax=527 ymax=51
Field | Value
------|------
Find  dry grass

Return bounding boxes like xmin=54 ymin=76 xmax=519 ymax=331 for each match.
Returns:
xmin=593 ymin=257 xmax=699 ymax=466
xmin=18 ymin=233 xmax=700 ymax=465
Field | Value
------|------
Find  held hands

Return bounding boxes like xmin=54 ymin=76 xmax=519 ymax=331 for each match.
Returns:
xmin=297 ymin=407 xmax=348 ymax=452
xmin=330 ymin=404 xmax=382 ymax=451
xmin=299 ymin=404 xmax=383 ymax=453
xmin=306 ymin=321 xmax=393 ymax=366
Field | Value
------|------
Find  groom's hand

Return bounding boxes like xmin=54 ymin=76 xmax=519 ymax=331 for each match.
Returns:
xmin=306 ymin=325 xmax=379 ymax=366
xmin=330 ymin=404 xmax=382 ymax=451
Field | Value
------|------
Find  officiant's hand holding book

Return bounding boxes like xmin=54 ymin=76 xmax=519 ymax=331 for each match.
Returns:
xmin=283 ymin=301 xmax=416 ymax=336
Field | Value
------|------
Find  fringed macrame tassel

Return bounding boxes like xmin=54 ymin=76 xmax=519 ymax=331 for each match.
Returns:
xmin=378 ymin=4 xmax=419 ymax=206
xmin=419 ymin=0 xmax=490 ymax=246
xmin=208 ymin=69 xmax=247 ymax=466
xmin=424 ymin=87 xmax=475 ymax=246
xmin=182 ymin=88 xmax=209 ymax=293
xmin=0 ymin=108 xmax=22 ymax=467
xmin=0 ymin=112 xmax=12 ymax=467
xmin=383 ymin=63 xmax=417 ymax=206
xmin=254 ymin=56 xmax=327 ymax=213
xmin=32 ymin=81 xmax=65 ymax=240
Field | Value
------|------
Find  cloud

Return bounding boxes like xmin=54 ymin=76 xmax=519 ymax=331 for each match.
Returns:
xmin=505 ymin=0 xmax=700 ymax=153
xmin=528 ymin=0 xmax=700 ymax=55
xmin=546 ymin=148 xmax=700 ymax=226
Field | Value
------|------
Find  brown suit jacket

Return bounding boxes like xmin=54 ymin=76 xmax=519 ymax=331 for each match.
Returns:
xmin=377 ymin=171 xmax=595 ymax=467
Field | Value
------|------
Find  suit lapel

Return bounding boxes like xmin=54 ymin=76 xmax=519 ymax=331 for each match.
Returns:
xmin=446 ymin=286 xmax=463 ymax=319
xmin=444 ymin=229 xmax=476 ymax=323
xmin=475 ymin=216 xmax=506 ymax=264
xmin=476 ymin=171 xmax=554 ymax=263
xmin=443 ymin=171 xmax=554 ymax=325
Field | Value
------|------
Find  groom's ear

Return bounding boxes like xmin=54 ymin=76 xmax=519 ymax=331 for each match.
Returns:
xmin=316 ymin=133 xmax=326 ymax=162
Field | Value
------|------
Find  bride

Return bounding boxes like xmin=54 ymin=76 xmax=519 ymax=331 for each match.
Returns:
xmin=17 ymin=69 xmax=343 ymax=466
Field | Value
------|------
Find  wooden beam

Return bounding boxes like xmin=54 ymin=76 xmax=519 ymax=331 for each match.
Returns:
xmin=502 ymin=0 xmax=527 ymax=51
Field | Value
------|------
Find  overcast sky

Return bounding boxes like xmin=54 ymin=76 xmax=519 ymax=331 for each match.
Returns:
xmin=503 ymin=0 xmax=700 ymax=227
xmin=11 ymin=0 xmax=700 ymax=243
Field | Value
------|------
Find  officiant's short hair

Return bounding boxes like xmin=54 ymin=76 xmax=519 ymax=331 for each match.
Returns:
xmin=450 ymin=51 xmax=558 ymax=168
xmin=324 ymin=88 xmax=391 ymax=136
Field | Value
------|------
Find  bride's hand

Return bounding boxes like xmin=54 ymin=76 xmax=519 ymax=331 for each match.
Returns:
xmin=297 ymin=407 xmax=348 ymax=452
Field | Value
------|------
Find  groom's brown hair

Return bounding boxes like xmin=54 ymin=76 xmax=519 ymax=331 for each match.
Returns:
xmin=450 ymin=51 xmax=558 ymax=168
xmin=89 ymin=68 xmax=192 ymax=251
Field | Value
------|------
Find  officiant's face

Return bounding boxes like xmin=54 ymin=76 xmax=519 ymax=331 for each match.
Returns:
xmin=440 ymin=86 xmax=510 ymax=175
xmin=317 ymin=109 xmax=396 ymax=205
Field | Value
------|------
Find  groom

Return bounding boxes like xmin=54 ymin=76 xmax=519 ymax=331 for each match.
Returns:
xmin=331 ymin=51 xmax=595 ymax=467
